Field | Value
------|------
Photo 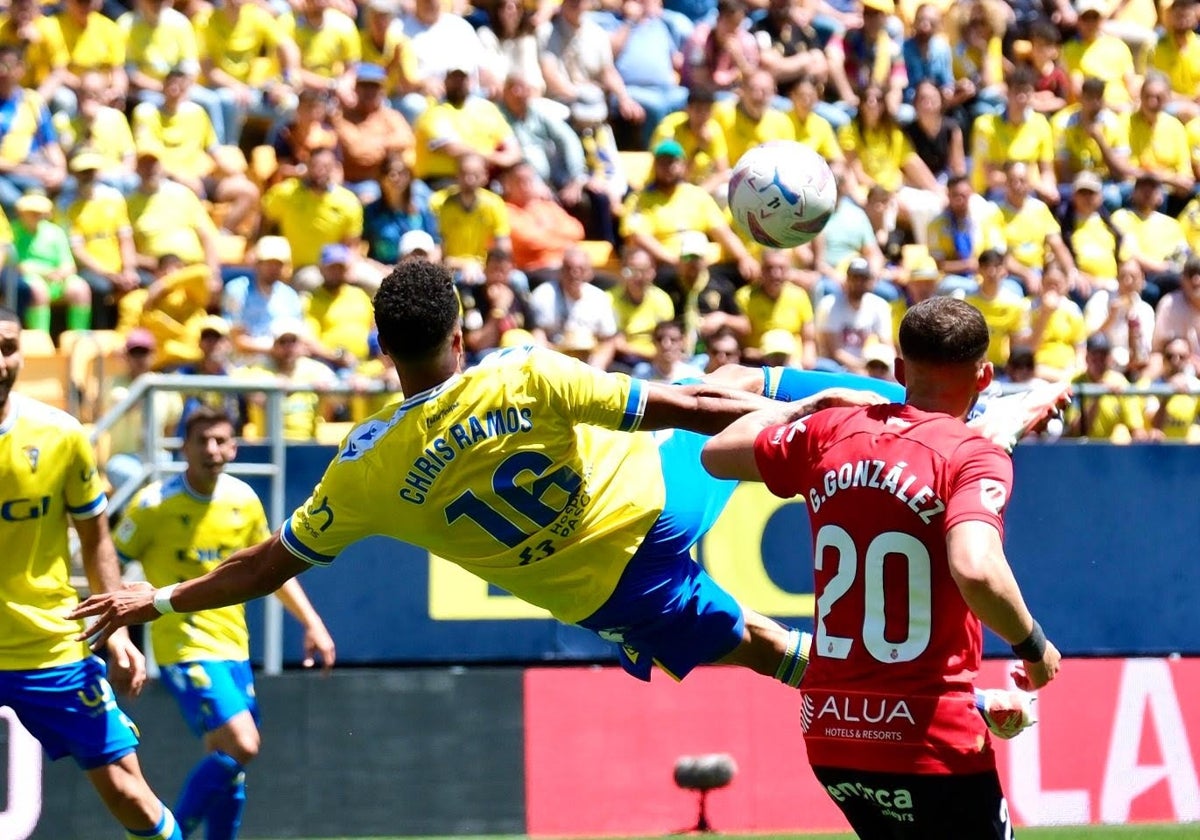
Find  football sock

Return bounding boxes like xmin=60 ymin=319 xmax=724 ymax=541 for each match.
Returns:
xmin=204 ymin=766 xmax=247 ymax=840
xmin=764 ymin=366 xmax=905 ymax=403
xmin=775 ymin=628 xmax=811 ymax=688
xmin=66 ymin=303 xmax=92 ymax=331
xmin=124 ymin=801 xmax=182 ymax=839
xmin=23 ymin=305 xmax=50 ymax=332
xmin=175 ymin=752 xmax=243 ymax=838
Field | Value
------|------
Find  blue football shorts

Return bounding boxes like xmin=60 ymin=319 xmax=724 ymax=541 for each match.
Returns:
xmin=160 ymin=660 xmax=259 ymax=738
xmin=0 ymin=655 xmax=140 ymax=769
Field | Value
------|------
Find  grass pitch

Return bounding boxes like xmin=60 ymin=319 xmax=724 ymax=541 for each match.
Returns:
xmin=281 ymin=828 xmax=1198 ymax=840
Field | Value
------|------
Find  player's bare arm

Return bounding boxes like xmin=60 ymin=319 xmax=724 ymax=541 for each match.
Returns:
xmin=947 ymin=520 xmax=1062 ymax=691
xmin=71 ymin=533 xmax=310 ymax=650
xmin=74 ymin=511 xmax=147 ymax=697
xmin=274 ymin=577 xmax=337 ymax=673
xmin=700 ymin=389 xmax=891 ymax=481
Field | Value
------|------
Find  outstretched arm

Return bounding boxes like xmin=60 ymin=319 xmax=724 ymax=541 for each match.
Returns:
xmin=71 ymin=534 xmax=311 ymax=650
xmin=275 ymin=576 xmax=336 ymax=673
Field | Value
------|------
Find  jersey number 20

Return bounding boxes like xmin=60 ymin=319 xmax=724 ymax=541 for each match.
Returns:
xmin=814 ymin=524 xmax=932 ymax=663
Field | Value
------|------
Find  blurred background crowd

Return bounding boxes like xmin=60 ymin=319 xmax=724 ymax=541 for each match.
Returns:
xmin=6 ymin=0 xmax=1200 ymax=461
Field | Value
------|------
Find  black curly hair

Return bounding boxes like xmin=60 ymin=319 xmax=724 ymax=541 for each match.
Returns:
xmin=372 ymin=259 xmax=460 ymax=363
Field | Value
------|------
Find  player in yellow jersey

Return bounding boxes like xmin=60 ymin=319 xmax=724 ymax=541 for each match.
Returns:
xmin=72 ymin=262 xmax=1056 ymax=688
xmin=0 ymin=306 xmax=184 ymax=840
xmin=115 ymin=406 xmax=334 ymax=840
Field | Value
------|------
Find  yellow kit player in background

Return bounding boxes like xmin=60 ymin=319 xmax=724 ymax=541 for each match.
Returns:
xmin=115 ymin=406 xmax=335 ymax=840
xmin=0 ymin=305 xmax=184 ymax=840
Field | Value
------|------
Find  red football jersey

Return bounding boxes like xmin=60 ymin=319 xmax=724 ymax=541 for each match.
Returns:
xmin=754 ymin=403 xmax=1014 ymax=775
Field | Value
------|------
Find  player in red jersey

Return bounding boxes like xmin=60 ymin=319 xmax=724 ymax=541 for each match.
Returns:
xmin=701 ymin=296 xmax=1061 ymax=839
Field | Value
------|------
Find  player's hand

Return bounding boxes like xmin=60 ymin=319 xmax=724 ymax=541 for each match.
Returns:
xmin=105 ymin=628 xmax=148 ymax=697
xmin=69 ymin=581 xmax=160 ymax=652
xmin=302 ymin=624 xmax=337 ymax=674
xmin=1012 ymin=640 xmax=1061 ymax=691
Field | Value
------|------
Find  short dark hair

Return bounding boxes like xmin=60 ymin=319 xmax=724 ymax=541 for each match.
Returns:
xmin=1080 ymin=76 xmax=1106 ymax=99
xmin=0 ymin=305 xmax=18 ymax=325
xmin=946 ymin=174 xmax=971 ymax=192
xmin=1028 ymin=19 xmax=1061 ymax=45
xmin=979 ymin=248 xmax=1004 ymax=267
xmin=373 ymin=259 xmax=460 ymax=363
xmin=898 ymin=297 xmax=990 ymax=365
xmin=184 ymin=406 xmax=234 ymax=441
xmin=1006 ymin=65 xmax=1036 ymax=90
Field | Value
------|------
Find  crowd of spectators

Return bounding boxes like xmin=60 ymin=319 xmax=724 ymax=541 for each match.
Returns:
xmin=5 ymin=0 xmax=1200 ymax=451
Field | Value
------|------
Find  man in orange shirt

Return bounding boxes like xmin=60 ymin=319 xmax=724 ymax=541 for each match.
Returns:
xmin=501 ymin=161 xmax=585 ymax=288
xmin=330 ymin=63 xmax=414 ymax=204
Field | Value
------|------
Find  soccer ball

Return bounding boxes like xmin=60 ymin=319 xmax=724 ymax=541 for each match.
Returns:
xmin=728 ymin=141 xmax=837 ymax=248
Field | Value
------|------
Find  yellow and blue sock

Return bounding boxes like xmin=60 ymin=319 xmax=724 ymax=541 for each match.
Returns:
xmin=175 ymin=751 xmax=244 ymax=838
xmin=124 ymin=801 xmax=182 ymax=840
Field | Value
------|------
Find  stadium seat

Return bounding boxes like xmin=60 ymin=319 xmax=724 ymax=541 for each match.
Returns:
xmin=19 ymin=329 xmax=56 ymax=357
xmin=618 ymin=151 xmax=653 ymax=192
xmin=59 ymin=330 xmax=126 ymax=422
xmin=16 ymin=354 xmax=71 ymax=411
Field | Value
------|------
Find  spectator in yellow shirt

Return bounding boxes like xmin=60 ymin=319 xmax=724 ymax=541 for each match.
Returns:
xmin=1028 ymin=263 xmax=1087 ymax=381
xmin=1051 ymin=76 xmax=1131 ymax=209
xmin=1067 ymin=331 xmax=1151 ymax=441
xmin=1062 ymin=0 xmax=1137 ymax=111
xmin=1127 ymin=73 xmax=1196 ymax=208
xmin=55 ymin=0 xmax=127 ymax=109
xmin=972 ymin=66 xmax=1058 ymax=206
xmin=1112 ymin=173 xmax=1191 ymax=306
xmin=608 ymin=244 xmax=676 ymax=370
xmin=1145 ymin=0 xmax=1200 ymax=123
xmin=0 ymin=0 xmax=69 ymax=111
xmin=1146 ymin=336 xmax=1200 ymax=441
xmin=964 ymin=248 xmax=1031 ymax=367
xmin=0 ymin=46 xmax=66 ymax=216
xmin=302 ymin=244 xmax=376 ymax=371
xmin=735 ymin=248 xmax=817 ymax=368
xmin=279 ymin=0 xmax=361 ymax=97
xmin=648 ymin=87 xmax=730 ymax=197
xmin=711 ymin=69 xmax=796 ymax=167
xmin=996 ymin=161 xmax=1079 ymax=296
xmin=787 ymin=75 xmax=843 ymax=171
xmin=1065 ymin=171 xmax=1120 ymax=296
xmin=237 ymin=318 xmax=339 ymax=441
xmin=54 ymin=71 xmax=137 ymax=196
xmin=430 ymin=153 xmax=512 ymax=285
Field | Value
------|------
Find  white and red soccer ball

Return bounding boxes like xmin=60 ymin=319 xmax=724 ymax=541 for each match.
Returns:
xmin=728 ymin=141 xmax=837 ymax=249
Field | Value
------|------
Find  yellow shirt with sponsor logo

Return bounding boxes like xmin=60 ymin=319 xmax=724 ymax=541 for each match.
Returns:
xmin=261 ymin=179 xmax=363 ymax=268
xmin=735 ymin=283 xmax=813 ymax=350
xmin=972 ymin=111 xmax=1054 ymax=194
xmin=114 ymin=473 xmax=270 ymax=665
xmin=998 ymin=198 xmax=1059 ymax=270
xmin=0 ymin=394 xmax=107 ymax=670
xmin=964 ymin=292 xmax=1029 ymax=367
xmin=621 ymin=182 xmax=727 ymax=257
xmin=711 ymin=101 xmax=795 ymax=166
xmin=281 ymin=346 xmax=660 ymax=624
xmin=1127 ymin=110 xmax=1192 ymax=183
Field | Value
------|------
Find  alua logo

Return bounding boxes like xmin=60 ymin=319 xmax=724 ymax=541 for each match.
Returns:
xmin=813 ymin=695 xmax=916 ymax=726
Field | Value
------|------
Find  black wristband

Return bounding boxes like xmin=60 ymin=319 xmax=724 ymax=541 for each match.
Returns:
xmin=1011 ymin=621 xmax=1047 ymax=662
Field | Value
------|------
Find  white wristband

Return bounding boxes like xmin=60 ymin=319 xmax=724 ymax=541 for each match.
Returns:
xmin=152 ymin=584 xmax=179 ymax=615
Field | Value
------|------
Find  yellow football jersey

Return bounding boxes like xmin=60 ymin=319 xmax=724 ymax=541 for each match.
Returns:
xmin=283 ymin=347 xmax=661 ymax=624
xmin=0 ymin=394 xmax=107 ymax=670
xmin=114 ymin=473 xmax=270 ymax=665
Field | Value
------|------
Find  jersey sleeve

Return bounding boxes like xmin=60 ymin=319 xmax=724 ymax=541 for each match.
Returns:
xmin=280 ymin=460 xmax=372 ymax=566
xmin=753 ymin=415 xmax=816 ymax=499
xmin=525 ymin=346 xmax=646 ymax=432
xmin=66 ymin=427 xmax=107 ymax=519
xmin=944 ymin=437 xmax=1013 ymax=537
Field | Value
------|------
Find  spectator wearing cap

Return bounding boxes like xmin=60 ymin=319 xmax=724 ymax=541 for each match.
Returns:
xmin=631 ymin=320 xmax=703 ymax=382
xmin=359 ymin=0 xmax=408 ymax=105
xmin=121 ymin=0 xmax=225 ymax=143
xmin=262 ymin=145 xmax=363 ymax=284
xmin=972 ymin=67 xmax=1058 ymax=208
xmin=680 ymin=0 xmax=759 ymax=95
xmin=814 ymin=256 xmax=892 ymax=374
xmin=530 ymin=245 xmax=618 ymax=369
xmin=1065 ymin=331 xmax=1151 ymax=442
xmin=397 ymin=0 xmax=484 ymax=125
xmin=712 ymin=69 xmax=796 ymax=168
xmin=1150 ymin=258 xmax=1200 ymax=378
xmin=0 ymin=45 xmax=65 ymax=217
xmin=101 ymin=327 xmax=183 ymax=494
xmin=174 ymin=314 xmax=248 ymax=434
xmin=13 ymin=191 xmax=91 ymax=333
xmin=1062 ymin=0 xmax=1136 ymax=111
xmin=235 ymin=317 xmax=338 ymax=441
xmin=64 ymin=151 xmax=139 ymax=328
xmin=398 ymin=229 xmax=438 ymax=261
xmin=498 ymin=73 xmax=614 ymax=244
xmin=278 ymin=0 xmax=360 ymax=100
xmin=431 ymin=153 xmax=512 ymax=286
xmin=1084 ymin=259 xmax=1155 ymax=378
xmin=889 ymin=254 xmax=939 ymax=345
xmin=131 ymin=67 xmax=261 ymax=234
xmin=331 ymin=63 xmax=414 ymax=205
xmin=608 ymin=245 xmax=675 ymax=370
xmin=197 ymin=0 xmax=301 ymax=147
xmin=1111 ymin=173 xmax=1190 ymax=305
xmin=608 ymin=0 xmax=688 ymax=146
xmin=1145 ymin=0 xmax=1200 ymax=123
xmin=964 ymin=248 xmax=1031 ymax=368
xmin=657 ymin=229 xmax=747 ymax=355
xmin=53 ymin=0 xmax=129 ymax=110
xmin=649 ymin=88 xmax=731 ymax=197
xmin=736 ymin=249 xmax=817 ymax=368
xmin=825 ymin=0 xmax=904 ymax=119
xmin=462 ymin=245 xmax=543 ymax=361
xmin=1126 ymin=73 xmax=1195 ymax=210
xmin=222 ymin=235 xmax=303 ymax=359
xmin=54 ymin=72 xmax=137 ymax=197
xmin=862 ymin=341 xmax=895 ymax=381
xmin=541 ymin=0 xmax=645 ymax=130
xmin=412 ymin=62 xmax=522 ymax=189
xmin=1050 ymin=77 xmax=1130 ymax=210
xmin=363 ymin=150 xmax=439 ymax=265
xmin=302 ymin=243 xmax=375 ymax=372
xmin=996 ymin=161 xmax=1079 ymax=297
xmin=1064 ymin=170 xmax=1120 ymax=297
xmin=126 ymin=144 xmax=221 ymax=288
xmin=623 ymin=138 xmax=759 ymax=287
xmin=501 ymin=160 xmax=585 ymax=287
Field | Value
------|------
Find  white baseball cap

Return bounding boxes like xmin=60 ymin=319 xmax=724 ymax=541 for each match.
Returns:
xmin=399 ymin=230 xmax=436 ymax=257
